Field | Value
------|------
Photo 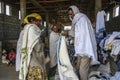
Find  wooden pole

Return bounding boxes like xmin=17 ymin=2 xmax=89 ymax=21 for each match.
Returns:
xmin=20 ymin=0 xmax=26 ymax=24
xmin=95 ymin=0 xmax=102 ymax=17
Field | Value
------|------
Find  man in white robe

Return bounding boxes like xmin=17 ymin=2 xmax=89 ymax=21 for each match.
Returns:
xmin=68 ymin=5 xmax=99 ymax=80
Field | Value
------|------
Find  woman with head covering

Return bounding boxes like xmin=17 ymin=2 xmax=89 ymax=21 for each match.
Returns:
xmin=19 ymin=13 xmax=48 ymax=80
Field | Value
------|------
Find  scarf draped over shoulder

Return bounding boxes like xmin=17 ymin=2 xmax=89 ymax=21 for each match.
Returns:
xmin=19 ymin=24 xmax=41 ymax=80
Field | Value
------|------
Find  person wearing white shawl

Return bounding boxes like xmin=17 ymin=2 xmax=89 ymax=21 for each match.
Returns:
xmin=68 ymin=5 xmax=99 ymax=80
xmin=19 ymin=13 xmax=47 ymax=80
xmin=16 ymin=28 xmax=24 ymax=71
xmin=49 ymin=24 xmax=60 ymax=68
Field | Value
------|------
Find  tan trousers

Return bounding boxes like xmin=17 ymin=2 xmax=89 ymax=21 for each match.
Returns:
xmin=77 ymin=56 xmax=90 ymax=80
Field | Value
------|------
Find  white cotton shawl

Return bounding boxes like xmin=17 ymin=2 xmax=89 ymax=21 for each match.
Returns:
xmin=16 ymin=30 xmax=24 ymax=71
xmin=19 ymin=24 xmax=41 ymax=80
xmin=57 ymin=36 xmax=79 ymax=80
xmin=69 ymin=5 xmax=99 ymax=65
xmin=49 ymin=31 xmax=59 ymax=68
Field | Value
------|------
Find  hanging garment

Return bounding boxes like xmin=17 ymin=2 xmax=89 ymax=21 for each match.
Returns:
xmin=96 ymin=10 xmax=106 ymax=33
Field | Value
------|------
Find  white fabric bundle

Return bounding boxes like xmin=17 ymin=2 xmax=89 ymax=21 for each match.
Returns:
xmin=57 ymin=36 xmax=79 ymax=80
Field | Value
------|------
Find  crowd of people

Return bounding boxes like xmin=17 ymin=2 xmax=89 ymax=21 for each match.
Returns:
xmin=0 ymin=5 xmax=98 ymax=80
xmin=20 ymin=5 xmax=98 ymax=80
xmin=1 ymin=48 xmax=16 ymax=66
xmin=1 ymin=5 xmax=119 ymax=80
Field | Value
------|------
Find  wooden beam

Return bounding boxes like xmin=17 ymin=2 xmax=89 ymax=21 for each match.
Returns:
xmin=20 ymin=0 xmax=26 ymax=24
xmin=26 ymin=4 xmax=88 ymax=10
xmin=28 ymin=7 xmax=94 ymax=13
xmin=29 ymin=0 xmax=50 ymax=27
xmin=29 ymin=0 xmax=47 ymax=12
xmin=30 ymin=9 xmax=57 ymax=12
xmin=15 ymin=0 xmax=69 ymax=4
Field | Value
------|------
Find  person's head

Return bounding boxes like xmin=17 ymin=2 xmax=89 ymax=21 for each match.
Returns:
xmin=2 ymin=49 xmax=7 ymax=55
xmin=68 ymin=8 xmax=74 ymax=21
xmin=24 ymin=13 xmax=42 ymax=26
xmin=68 ymin=5 xmax=80 ymax=21
xmin=51 ymin=24 xmax=59 ymax=33
xmin=10 ymin=48 xmax=15 ymax=53
xmin=27 ymin=17 xmax=36 ymax=23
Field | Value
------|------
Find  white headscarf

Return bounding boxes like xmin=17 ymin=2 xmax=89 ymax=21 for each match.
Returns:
xmin=68 ymin=5 xmax=84 ymax=37
xmin=69 ymin=5 xmax=80 ymax=15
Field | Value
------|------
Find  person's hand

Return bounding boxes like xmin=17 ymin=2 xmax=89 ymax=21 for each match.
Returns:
xmin=61 ymin=30 xmax=68 ymax=36
xmin=45 ymin=56 xmax=50 ymax=64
